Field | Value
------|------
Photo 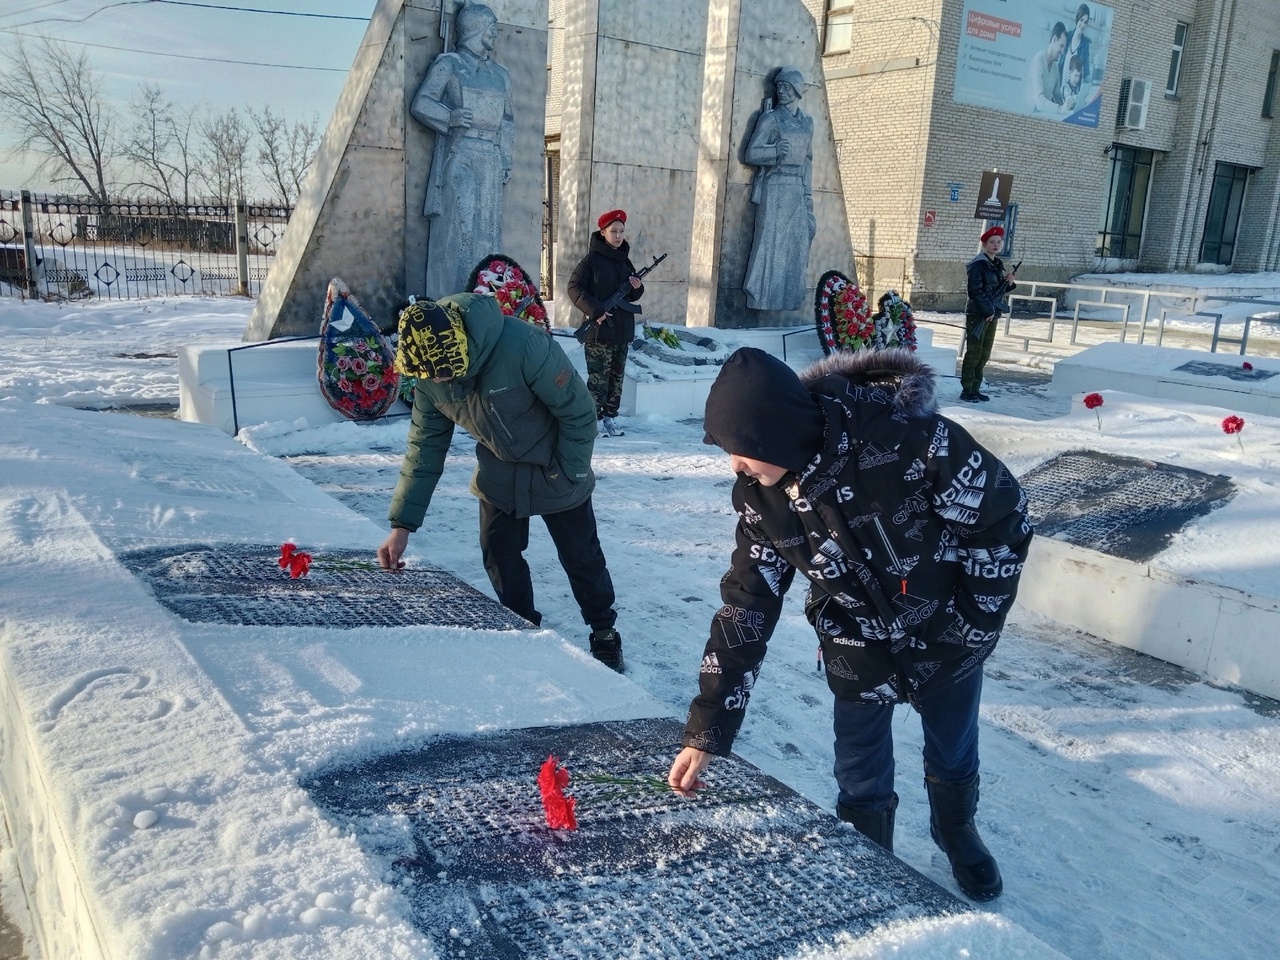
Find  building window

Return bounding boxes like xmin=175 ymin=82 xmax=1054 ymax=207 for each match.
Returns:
xmin=824 ymin=3 xmax=854 ymax=54
xmin=1264 ymin=50 xmax=1280 ymax=118
xmin=1200 ymin=162 xmax=1250 ymax=265
xmin=1166 ymin=22 xmax=1189 ymax=95
xmin=1097 ymin=146 xmax=1154 ymax=260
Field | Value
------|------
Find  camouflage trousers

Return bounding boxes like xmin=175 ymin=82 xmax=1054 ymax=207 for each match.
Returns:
xmin=584 ymin=341 xmax=629 ymax=419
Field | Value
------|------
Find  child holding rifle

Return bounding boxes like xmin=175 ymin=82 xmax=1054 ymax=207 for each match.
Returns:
xmin=568 ymin=209 xmax=645 ymax=437
xmin=961 ymin=226 xmax=1018 ymax=402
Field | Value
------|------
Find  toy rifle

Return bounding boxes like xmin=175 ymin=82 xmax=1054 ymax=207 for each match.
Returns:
xmin=574 ymin=253 xmax=668 ymax=343
xmin=971 ymin=260 xmax=1022 ymax=341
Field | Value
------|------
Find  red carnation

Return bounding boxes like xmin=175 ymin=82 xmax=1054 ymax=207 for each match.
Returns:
xmin=1083 ymin=392 xmax=1104 ymax=431
xmin=278 ymin=542 xmax=312 ymax=578
xmin=537 ymin=755 xmax=578 ymax=830
xmin=1222 ymin=414 xmax=1246 ymax=453
xmin=1243 ymin=362 xmax=1254 ymax=371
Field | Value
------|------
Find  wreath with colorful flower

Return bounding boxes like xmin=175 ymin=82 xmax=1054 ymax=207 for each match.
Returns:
xmin=317 ymin=279 xmax=399 ymax=421
xmin=466 ymin=253 xmax=550 ymax=332
xmin=814 ymin=270 xmax=873 ymax=354
xmin=813 ymin=271 xmax=917 ymax=355
xmin=873 ymin=289 xmax=918 ymax=352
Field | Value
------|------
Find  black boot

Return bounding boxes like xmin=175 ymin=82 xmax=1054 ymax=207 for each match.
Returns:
xmin=837 ymin=793 xmax=898 ymax=854
xmin=926 ymin=774 xmax=1003 ymax=901
xmin=588 ymin=628 xmax=625 ymax=673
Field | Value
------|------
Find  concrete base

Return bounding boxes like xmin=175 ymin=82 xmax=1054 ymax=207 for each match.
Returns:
xmin=178 ymin=340 xmax=352 ymax=435
xmin=1051 ymin=342 xmax=1280 ymax=417
xmin=179 ymin=327 xmax=958 ymax=432
xmin=1018 ymin=535 xmax=1280 ymax=701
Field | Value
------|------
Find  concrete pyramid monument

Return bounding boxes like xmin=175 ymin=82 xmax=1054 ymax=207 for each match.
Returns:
xmin=245 ymin=0 xmax=548 ymax=341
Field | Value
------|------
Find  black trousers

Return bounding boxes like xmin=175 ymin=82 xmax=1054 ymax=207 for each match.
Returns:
xmin=477 ymin=496 xmax=617 ymax=632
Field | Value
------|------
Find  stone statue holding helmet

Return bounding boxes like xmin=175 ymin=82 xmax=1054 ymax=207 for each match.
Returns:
xmin=412 ymin=1 xmax=515 ymax=299
xmin=742 ymin=66 xmax=816 ymax=312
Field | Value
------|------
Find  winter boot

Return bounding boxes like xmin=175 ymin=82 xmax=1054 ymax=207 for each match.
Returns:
xmin=926 ymin=773 xmax=1003 ymax=901
xmin=602 ymin=416 xmax=625 ymax=437
xmin=837 ymin=793 xmax=898 ymax=854
xmin=588 ymin=628 xmax=625 ymax=673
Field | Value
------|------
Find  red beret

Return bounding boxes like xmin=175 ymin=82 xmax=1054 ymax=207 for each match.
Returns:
xmin=980 ymin=226 xmax=1005 ymax=243
xmin=597 ymin=209 xmax=626 ymax=230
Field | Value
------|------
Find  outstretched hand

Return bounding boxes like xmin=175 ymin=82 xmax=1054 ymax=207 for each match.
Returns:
xmin=668 ymin=746 xmax=713 ymax=797
xmin=377 ymin=528 xmax=409 ymax=570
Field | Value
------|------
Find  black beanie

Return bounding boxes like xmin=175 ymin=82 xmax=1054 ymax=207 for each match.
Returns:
xmin=703 ymin=347 xmax=824 ymax=473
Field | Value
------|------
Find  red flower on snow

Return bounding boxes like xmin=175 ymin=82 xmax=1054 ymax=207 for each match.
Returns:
xmin=278 ymin=542 xmax=312 ymax=578
xmin=1083 ymin=392 xmax=1104 ymax=431
xmin=537 ymin=755 xmax=578 ymax=830
xmin=1243 ymin=362 xmax=1254 ymax=371
xmin=1223 ymin=414 xmax=1246 ymax=453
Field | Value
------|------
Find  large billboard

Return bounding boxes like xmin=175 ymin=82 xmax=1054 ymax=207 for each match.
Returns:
xmin=953 ymin=1 xmax=1114 ymax=128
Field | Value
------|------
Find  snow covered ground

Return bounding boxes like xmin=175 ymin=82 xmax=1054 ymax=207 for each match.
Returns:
xmin=1 ymin=292 xmax=1279 ymax=960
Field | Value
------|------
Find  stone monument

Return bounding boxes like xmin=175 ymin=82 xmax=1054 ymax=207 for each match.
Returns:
xmin=741 ymin=66 xmax=815 ymax=312
xmin=243 ymin=0 xmax=546 ymax=342
xmin=412 ymin=1 xmax=515 ymax=299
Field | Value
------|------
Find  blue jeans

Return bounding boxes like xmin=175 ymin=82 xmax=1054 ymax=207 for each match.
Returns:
xmin=833 ymin=668 xmax=984 ymax=812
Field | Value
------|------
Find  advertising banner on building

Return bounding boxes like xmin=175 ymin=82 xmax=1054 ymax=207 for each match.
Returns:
xmin=952 ymin=1 xmax=1113 ymax=128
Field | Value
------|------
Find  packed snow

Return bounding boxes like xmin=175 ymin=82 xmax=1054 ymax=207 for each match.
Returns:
xmin=1 ymin=291 xmax=1279 ymax=960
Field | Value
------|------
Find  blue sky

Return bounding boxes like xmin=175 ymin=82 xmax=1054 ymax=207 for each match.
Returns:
xmin=0 ymin=0 xmax=370 ymax=192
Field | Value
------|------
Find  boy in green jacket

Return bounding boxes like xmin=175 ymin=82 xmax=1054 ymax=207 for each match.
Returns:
xmin=377 ymin=294 xmax=625 ymax=671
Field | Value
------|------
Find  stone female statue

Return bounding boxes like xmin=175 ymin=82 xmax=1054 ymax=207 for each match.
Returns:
xmin=742 ymin=67 xmax=816 ymax=312
xmin=412 ymin=2 xmax=515 ymax=299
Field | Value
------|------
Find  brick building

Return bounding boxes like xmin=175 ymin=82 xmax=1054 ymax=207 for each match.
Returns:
xmin=809 ymin=0 xmax=1280 ymax=308
xmin=544 ymin=0 xmax=1280 ymax=314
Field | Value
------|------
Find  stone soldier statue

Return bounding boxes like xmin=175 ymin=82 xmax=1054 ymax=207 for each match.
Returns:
xmin=742 ymin=66 xmax=816 ymax=312
xmin=412 ymin=1 xmax=515 ymax=299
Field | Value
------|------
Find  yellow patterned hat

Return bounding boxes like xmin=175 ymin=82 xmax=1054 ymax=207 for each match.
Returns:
xmin=395 ymin=298 xmax=470 ymax=380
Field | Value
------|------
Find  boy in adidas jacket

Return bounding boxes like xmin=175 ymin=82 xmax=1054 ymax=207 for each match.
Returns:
xmin=668 ymin=347 xmax=1032 ymax=901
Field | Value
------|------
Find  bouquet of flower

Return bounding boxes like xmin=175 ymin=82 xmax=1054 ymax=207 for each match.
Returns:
xmin=643 ymin=323 xmax=683 ymax=350
xmin=466 ymin=254 xmax=550 ymax=332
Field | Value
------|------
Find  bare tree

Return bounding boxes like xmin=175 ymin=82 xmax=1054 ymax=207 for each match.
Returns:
xmin=0 ymin=35 xmax=116 ymax=199
xmin=249 ymin=106 xmax=319 ymax=206
xmin=122 ymin=83 xmax=198 ymax=204
xmin=197 ymin=107 xmax=252 ymax=203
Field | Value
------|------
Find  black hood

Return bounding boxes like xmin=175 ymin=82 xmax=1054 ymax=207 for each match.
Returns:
xmin=589 ymin=231 xmax=631 ymax=261
xmin=703 ymin=347 xmax=824 ymax=473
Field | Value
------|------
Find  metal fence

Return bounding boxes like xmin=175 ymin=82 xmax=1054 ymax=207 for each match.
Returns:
xmin=0 ymin=190 xmax=292 ymax=301
xmin=997 ymin=280 xmax=1280 ymax=356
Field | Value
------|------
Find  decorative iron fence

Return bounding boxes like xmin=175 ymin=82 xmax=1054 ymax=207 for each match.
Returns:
xmin=0 ymin=190 xmax=292 ymax=301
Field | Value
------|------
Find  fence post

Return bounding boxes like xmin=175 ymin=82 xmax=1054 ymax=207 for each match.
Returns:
xmin=235 ymin=198 xmax=249 ymax=296
xmin=20 ymin=190 xmax=40 ymax=298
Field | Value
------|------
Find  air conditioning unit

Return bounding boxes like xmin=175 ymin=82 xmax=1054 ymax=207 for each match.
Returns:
xmin=1116 ymin=78 xmax=1151 ymax=130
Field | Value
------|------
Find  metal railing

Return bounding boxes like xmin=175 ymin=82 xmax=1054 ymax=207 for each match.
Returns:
xmin=0 ymin=190 xmax=292 ymax=301
xmin=997 ymin=280 xmax=1280 ymax=356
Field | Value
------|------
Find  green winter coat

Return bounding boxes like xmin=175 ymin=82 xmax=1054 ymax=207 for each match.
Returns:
xmin=388 ymin=293 xmax=597 ymax=527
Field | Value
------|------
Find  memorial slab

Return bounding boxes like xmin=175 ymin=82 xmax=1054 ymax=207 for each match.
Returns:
xmin=303 ymin=717 xmax=968 ymax=959
xmin=1050 ymin=342 xmax=1280 ymax=416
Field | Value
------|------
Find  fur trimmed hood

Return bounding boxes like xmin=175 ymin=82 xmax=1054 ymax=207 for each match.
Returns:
xmin=799 ymin=347 xmax=938 ymax=419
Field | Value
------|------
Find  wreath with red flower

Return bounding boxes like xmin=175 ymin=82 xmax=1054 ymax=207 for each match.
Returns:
xmin=466 ymin=253 xmax=550 ymax=332
xmin=814 ymin=271 xmax=918 ymax=355
xmin=814 ymin=270 xmax=872 ymax=354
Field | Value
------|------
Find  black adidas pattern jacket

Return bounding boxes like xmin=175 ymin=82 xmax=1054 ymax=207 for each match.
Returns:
xmin=683 ymin=349 xmax=1033 ymax=757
